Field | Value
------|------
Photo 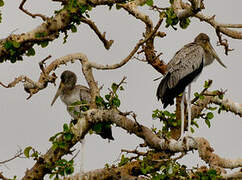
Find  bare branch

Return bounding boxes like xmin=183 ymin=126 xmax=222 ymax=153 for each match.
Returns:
xmin=222 ymin=171 xmax=242 ymax=179
xmin=80 ymin=17 xmax=114 ymax=50
xmin=19 ymin=0 xmax=48 ymax=21
xmin=211 ymin=95 xmax=242 ymax=117
xmin=0 ymin=149 xmax=23 ymax=165
xmin=172 ymin=0 xmax=204 ymax=19
xmin=89 ymin=15 xmax=165 ymax=70
xmin=0 ymin=53 xmax=88 ymax=99
xmin=216 ymin=28 xmax=234 ymax=55
xmin=119 ymin=1 xmax=153 ymax=27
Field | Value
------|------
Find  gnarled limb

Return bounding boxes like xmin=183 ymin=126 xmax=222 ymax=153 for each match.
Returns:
xmin=19 ymin=0 xmax=48 ymax=21
xmin=80 ymin=17 xmax=114 ymax=50
xmin=172 ymin=0 xmax=204 ymax=19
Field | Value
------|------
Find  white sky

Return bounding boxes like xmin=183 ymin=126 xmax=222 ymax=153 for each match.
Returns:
xmin=0 ymin=0 xmax=242 ymax=179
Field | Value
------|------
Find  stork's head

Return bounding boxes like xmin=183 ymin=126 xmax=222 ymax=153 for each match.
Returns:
xmin=51 ymin=70 xmax=77 ymax=106
xmin=194 ymin=33 xmax=226 ymax=68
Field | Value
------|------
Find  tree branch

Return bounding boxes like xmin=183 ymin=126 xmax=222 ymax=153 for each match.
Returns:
xmin=80 ymin=17 xmax=114 ymax=50
xmin=178 ymin=2 xmax=242 ymax=39
xmin=0 ymin=149 xmax=23 ymax=165
xmin=172 ymin=0 xmax=204 ymax=19
xmin=19 ymin=0 xmax=48 ymax=21
xmin=89 ymin=15 xmax=165 ymax=70
xmin=211 ymin=95 xmax=242 ymax=117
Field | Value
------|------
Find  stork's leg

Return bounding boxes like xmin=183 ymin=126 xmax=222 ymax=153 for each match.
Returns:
xmin=80 ymin=138 xmax=85 ymax=174
xmin=187 ymin=84 xmax=192 ymax=135
xmin=179 ymin=89 xmax=185 ymax=140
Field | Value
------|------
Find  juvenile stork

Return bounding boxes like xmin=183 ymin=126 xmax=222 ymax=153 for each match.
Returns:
xmin=51 ymin=70 xmax=114 ymax=140
xmin=157 ymin=33 xmax=226 ymax=139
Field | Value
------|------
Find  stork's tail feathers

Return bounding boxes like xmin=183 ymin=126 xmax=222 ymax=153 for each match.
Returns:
xmin=156 ymin=73 xmax=175 ymax=108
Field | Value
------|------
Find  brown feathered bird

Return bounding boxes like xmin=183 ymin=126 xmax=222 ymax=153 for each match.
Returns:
xmin=156 ymin=33 xmax=226 ymax=138
xmin=51 ymin=70 xmax=114 ymax=140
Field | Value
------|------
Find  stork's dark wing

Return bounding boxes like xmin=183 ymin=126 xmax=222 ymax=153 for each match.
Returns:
xmin=157 ymin=43 xmax=204 ymax=108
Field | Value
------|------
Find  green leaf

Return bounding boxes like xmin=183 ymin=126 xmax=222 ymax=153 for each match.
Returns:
xmin=120 ymin=86 xmax=124 ymax=91
xmin=70 ymin=25 xmax=77 ymax=33
xmin=93 ymin=123 xmax=103 ymax=133
xmin=191 ymin=127 xmax=194 ymax=133
xmin=194 ymin=92 xmax=199 ymax=98
xmin=207 ymin=169 xmax=217 ymax=176
xmin=65 ymin=166 xmax=74 ymax=175
xmin=26 ymin=47 xmax=35 ymax=56
xmin=73 ymin=110 xmax=79 ymax=116
xmin=163 ymin=110 xmax=171 ymax=117
xmin=207 ymin=106 xmax=217 ymax=111
xmin=35 ymin=32 xmax=47 ymax=38
xmin=118 ymin=154 xmax=129 ymax=166
xmin=71 ymin=101 xmax=81 ymax=106
xmin=68 ymin=106 xmax=74 ymax=112
xmin=0 ymin=0 xmax=4 ymax=7
xmin=59 ymin=141 xmax=67 ymax=149
xmin=205 ymin=119 xmax=211 ymax=128
xmin=95 ymin=96 xmax=105 ymax=107
xmin=64 ymin=133 xmax=73 ymax=141
xmin=115 ymin=4 xmax=121 ymax=10
xmin=105 ymin=94 xmax=111 ymax=101
xmin=12 ymin=41 xmax=20 ymax=48
xmin=63 ymin=123 xmax=69 ymax=132
xmin=206 ymin=112 xmax=214 ymax=120
xmin=204 ymin=80 xmax=210 ymax=88
xmin=24 ymin=146 xmax=32 ymax=158
xmin=112 ymin=97 xmax=120 ymax=107
xmin=218 ymin=94 xmax=224 ymax=100
xmin=31 ymin=151 xmax=39 ymax=158
xmin=179 ymin=18 xmax=191 ymax=29
xmin=40 ymin=41 xmax=49 ymax=48
xmin=146 ymin=0 xmax=153 ymax=6
xmin=111 ymin=83 xmax=118 ymax=92
xmin=4 ymin=41 xmax=13 ymax=50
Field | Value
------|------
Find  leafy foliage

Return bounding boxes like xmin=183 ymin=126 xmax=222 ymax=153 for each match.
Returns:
xmin=67 ymin=100 xmax=89 ymax=118
xmin=152 ymin=109 xmax=177 ymax=135
xmin=47 ymin=159 xmax=74 ymax=179
xmin=95 ymin=80 xmax=124 ymax=109
xmin=49 ymin=123 xmax=74 ymax=150
xmin=23 ymin=146 xmax=40 ymax=160
xmin=164 ymin=7 xmax=191 ymax=30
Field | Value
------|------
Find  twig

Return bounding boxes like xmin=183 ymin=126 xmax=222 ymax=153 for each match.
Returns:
xmin=0 ymin=149 xmax=23 ymax=165
xmin=19 ymin=0 xmax=48 ymax=21
xmin=191 ymin=79 xmax=213 ymax=104
xmin=89 ymin=16 xmax=165 ymax=70
xmin=80 ymin=17 xmax=114 ymax=50
xmin=121 ymin=149 xmax=146 ymax=156
xmin=39 ymin=55 xmax=52 ymax=75
xmin=216 ymin=28 xmax=234 ymax=55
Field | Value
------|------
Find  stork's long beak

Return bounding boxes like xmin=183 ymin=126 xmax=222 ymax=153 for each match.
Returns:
xmin=51 ymin=82 xmax=64 ymax=106
xmin=208 ymin=42 xmax=227 ymax=68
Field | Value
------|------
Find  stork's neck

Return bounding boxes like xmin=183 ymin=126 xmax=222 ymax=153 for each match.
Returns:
xmin=60 ymin=87 xmax=79 ymax=106
xmin=203 ymin=49 xmax=215 ymax=66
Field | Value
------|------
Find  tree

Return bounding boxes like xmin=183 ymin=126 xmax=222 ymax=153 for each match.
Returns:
xmin=0 ymin=0 xmax=242 ymax=179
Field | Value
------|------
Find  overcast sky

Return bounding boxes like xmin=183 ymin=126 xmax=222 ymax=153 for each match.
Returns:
xmin=0 ymin=0 xmax=242 ymax=179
